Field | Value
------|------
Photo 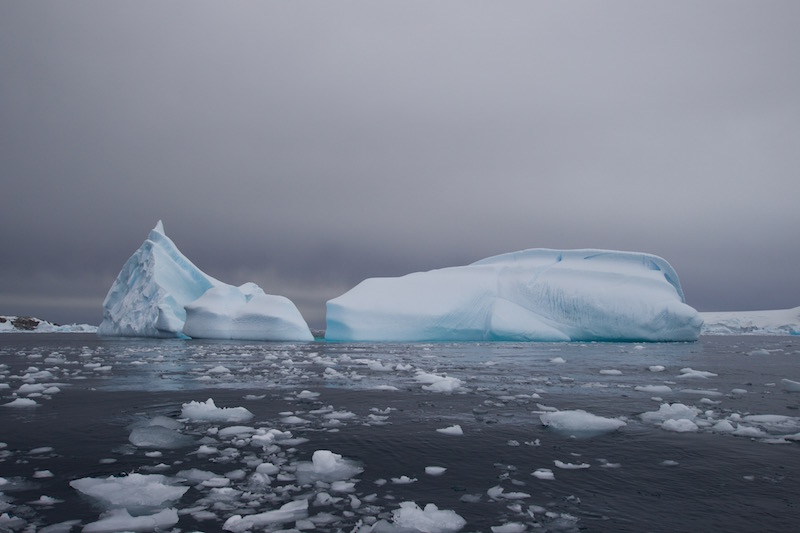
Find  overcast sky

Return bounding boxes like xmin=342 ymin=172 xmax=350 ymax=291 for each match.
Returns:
xmin=1 ymin=1 xmax=798 ymax=329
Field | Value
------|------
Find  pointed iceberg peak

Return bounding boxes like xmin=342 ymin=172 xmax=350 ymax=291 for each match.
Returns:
xmin=99 ymin=222 xmax=313 ymax=341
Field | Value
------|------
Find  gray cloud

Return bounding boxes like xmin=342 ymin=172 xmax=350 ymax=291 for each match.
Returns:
xmin=1 ymin=1 xmax=798 ymax=328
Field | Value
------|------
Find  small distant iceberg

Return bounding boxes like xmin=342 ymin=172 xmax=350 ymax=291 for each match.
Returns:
xmin=98 ymin=221 xmax=313 ymax=341
xmin=700 ymin=307 xmax=800 ymax=336
xmin=326 ymin=248 xmax=702 ymax=342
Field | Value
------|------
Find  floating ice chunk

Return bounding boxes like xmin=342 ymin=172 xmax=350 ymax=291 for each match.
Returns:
xmin=295 ymin=450 xmax=363 ymax=484
xmin=207 ymin=365 xmax=231 ymax=374
xmin=712 ymin=420 xmax=735 ymax=433
xmin=732 ymin=425 xmax=768 ymax=438
xmin=661 ymin=419 xmax=699 ymax=432
xmin=539 ymin=410 xmax=626 ymax=437
xmin=390 ymin=501 xmax=467 ymax=533
xmin=391 ymin=476 xmax=417 ymax=484
xmin=223 ymin=499 xmax=308 ymax=532
xmin=491 ymin=523 xmax=527 ymax=533
xmin=82 ymin=508 xmax=179 ymax=533
xmin=180 ymin=399 xmax=254 ymax=423
xmin=70 ymin=473 xmax=188 ymax=513
xmin=425 ymin=466 xmax=447 ymax=476
xmin=296 ymin=390 xmax=320 ymax=400
xmin=176 ymin=469 xmax=218 ymax=483
xmin=532 ymin=468 xmax=555 ymax=480
xmin=748 ymin=349 xmax=771 ymax=356
xmin=554 ymin=460 xmax=590 ymax=469
xmin=436 ymin=424 xmax=464 ymax=436
xmin=324 ymin=410 xmax=357 ymax=420
xmin=2 ymin=398 xmax=38 ymax=408
xmin=782 ymin=379 xmax=800 ymax=392
xmin=415 ymin=372 xmax=463 ymax=393
xmin=549 ymin=357 xmax=566 ymax=364
xmin=649 ymin=365 xmax=666 ymax=372
xmin=217 ymin=425 xmax=256 ymax=438
xmin=129 ymin=426 xmax=195 ymax=449
xmin=487 ymin=486 xmax=530 ymax=499
xmin=640 ymin=403 xmax=699 ymax=423
xmin=635 ymin=385 xmax=672 ymax=394
xmin=678 ymin=368 xmax=718 ymax=379
xmin=600 ymin=369 xmax=622 ymax=375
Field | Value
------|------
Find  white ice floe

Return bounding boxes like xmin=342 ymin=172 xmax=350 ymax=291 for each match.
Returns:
xmin=414 ymin=372 xmax=464 ymax=393
xmin=388 ymin=501 xmax=467 ymax=533
xmin=69 ymin=473 xmax=188 ymax=513
xmin=295 ymin=450 xmax=363 ymax=484
xmin=554 ymin=460 xmax=590 ymax=470
xmin=677 ymin=368 xmax=718 ymax=379
xmin=425 ymin=466 xmax=447 ymax=476
xmin=180 ymin=398 xmax=254 ymax=423
xmin=436 ymin=424 xmax=464 ymax=436
xmin=326 ymin=248 xmax=701 ymax=342
xmin=491 ymin=523 xmax=527 ymax=533
xmin=635 ymin=385 xmax=673 ymax=394
xmin=223 ymin=499 xmax=308 ymax=532
xmin=782 ymin=378 xmax=800 ymax=392
xmin=1 ymin=398 xmax=38 ymax=408
xmin=532 ymin=468 xmax=555 ymax=480
xmin=539 ymin=410 xmax=626 ymax=437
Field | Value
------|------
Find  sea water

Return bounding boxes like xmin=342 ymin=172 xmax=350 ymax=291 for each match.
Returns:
xmin=0 ymin=334 xmax=798 ymax=532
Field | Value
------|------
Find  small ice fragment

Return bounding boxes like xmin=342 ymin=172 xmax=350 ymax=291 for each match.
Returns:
xmin=491 ymin=523 xmax=527 ymax=533
xmin=748 ymin=349 xmax=771 ymax=356
xmin=678 ymin=368 xmax=718 ymax=379
xmin=540 ymin=410 xmax=625 ymax=437
xmin=661 ymin=460 xmax=679 ymax=466
xmin=600 ymin=369 xmax=622 ymax=375
xmin=34 ymin=470 xmax=54 ymax=478
xmin=635 ymin=385 xmax=672 ymax=394
xmin=781 ymin=379 xmax=800 ymax=392
xmin=391 ymin=501 xmax=466 ymax=533
xmin=532 ymin=468 xmax=555 ymax=480
xmin=2 ymin=398 xmax=38 ymax=408
xmin=649 ymin=365 xmax=666 ymax=372
xmin=391 ymin=475 xmax=417 ymax=484
xmin=206 ymin=365 xmax=231 ymax=374
xmin=554 ymin=460 xmax=590 ymax=470
xmin=661 ymin=419 xmax=699 ymax=432
xmin=180 ymin=399 xmax=253 ymax=423
xmin=222 ymin=499 xmax=308 ymax=532
xmin=550 ymin=357 xmax=566 ymax=364
xmin=436 ymin=424 xmax=464 ymax=436
xmin=425 ymin=466 xmax=447 ymax=476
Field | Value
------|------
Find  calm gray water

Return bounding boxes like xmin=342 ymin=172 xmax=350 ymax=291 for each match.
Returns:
xmin=1 ymin=334 xmax=799 ymax=532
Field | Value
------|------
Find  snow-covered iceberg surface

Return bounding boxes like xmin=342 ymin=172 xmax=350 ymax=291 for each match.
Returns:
xmin=98 ymin=221 xmax=312 ymax=341
xmin=700 ymin=307 xmax=800 ymax=336
xmin=326 ymin=249 xmax=702 ymax=342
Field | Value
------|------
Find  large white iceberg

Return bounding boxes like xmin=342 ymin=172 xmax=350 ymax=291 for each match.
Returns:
xmin=98 ymin=221 xmax=313 ymax=341
xmin=326 ymin=249 xmax=702 ymax=342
